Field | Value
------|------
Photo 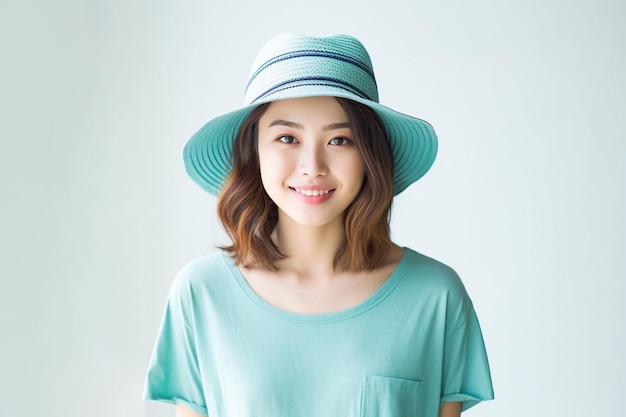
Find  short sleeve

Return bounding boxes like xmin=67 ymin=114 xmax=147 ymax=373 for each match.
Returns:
xmin=143 ymin=273 xmax=209 ymax=416
xmin=440 ymin=293 xmax=494 ymax=411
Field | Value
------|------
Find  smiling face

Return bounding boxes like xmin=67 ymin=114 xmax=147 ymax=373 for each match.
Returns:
xmin=257 ymin=96 xmax=365 ymax=228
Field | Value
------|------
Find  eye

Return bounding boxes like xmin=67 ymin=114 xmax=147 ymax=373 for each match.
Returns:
xmin=329 ymin=137 xmax=351 ymax=146
xmin=277 ymin=135 xmax=298 ymax=144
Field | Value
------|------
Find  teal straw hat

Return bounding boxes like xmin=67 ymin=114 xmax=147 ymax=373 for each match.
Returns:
xmin=184 ymin=33 xmax=437 ymax=196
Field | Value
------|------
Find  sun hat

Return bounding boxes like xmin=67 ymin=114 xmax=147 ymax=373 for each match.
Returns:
xmin=183 ymin=32 xmax=437 ymax=196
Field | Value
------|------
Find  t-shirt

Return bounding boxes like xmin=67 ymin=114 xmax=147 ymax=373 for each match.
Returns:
xmin=144 ymin=248 xmax=494 ymax=416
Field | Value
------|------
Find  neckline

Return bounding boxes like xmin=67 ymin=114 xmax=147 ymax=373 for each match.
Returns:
xmin=222 ymin=248 xmax=411 ymax=323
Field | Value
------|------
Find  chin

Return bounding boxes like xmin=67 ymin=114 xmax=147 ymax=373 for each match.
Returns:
xmin=279 ymin=209 xmax=344 ymax=228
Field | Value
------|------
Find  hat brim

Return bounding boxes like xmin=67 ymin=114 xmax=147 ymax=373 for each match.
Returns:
xmin=183 ymin=88 xmax=437 ymax=197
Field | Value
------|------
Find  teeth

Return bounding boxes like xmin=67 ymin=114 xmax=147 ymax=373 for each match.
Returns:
xmin=295 ymin=188 xmax=330 ymax=197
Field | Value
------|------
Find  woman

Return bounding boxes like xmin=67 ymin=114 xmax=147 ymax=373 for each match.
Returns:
xmin=144 ymin=33 xmax=494 ymax=417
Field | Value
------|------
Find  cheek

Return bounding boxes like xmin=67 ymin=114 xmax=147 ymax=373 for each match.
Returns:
xmin=258 ymin=153 xmax=273 ymax=188
xmin=258 ymin=149 xmax=291 ymax=185
xmin=341 ymin=154 xmax=365 ymax=185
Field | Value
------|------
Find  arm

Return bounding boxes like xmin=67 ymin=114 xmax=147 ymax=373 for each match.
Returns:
xmin=439 ymin=401 xmax=461 ymax=417
xmin=176 ymin=404 xmax=206 ymax=417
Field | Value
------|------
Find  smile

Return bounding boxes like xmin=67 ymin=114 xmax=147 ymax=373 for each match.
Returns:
xmin=292 ymin=188 xmax=332 ymax=197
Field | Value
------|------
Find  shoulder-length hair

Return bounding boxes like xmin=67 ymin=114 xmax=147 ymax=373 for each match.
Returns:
xmin=217 ymin=97 xmax=394 ymax=272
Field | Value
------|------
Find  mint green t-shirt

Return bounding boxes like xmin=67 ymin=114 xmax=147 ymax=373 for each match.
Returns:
xmin=144 ymin=248 xmax=494 ymax=416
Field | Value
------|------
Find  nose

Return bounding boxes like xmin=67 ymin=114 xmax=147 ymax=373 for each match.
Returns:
xmin=297 ymin=141 xmax=328 ymax=177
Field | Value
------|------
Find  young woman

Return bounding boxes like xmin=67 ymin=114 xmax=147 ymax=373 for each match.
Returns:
xmin=144 ymin=33 xmax=494 ymax=417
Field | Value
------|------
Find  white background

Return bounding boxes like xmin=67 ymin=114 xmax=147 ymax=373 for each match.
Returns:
xmin=1 ymin=0 xmax=624 ymax=416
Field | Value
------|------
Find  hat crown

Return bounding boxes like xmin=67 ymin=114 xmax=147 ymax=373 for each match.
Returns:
xmin=244 ymin=33 xmax=379 ymax=106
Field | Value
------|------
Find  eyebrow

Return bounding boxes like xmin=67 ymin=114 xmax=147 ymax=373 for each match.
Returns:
xmin=268 ymin=119 xmax=350 ymax=131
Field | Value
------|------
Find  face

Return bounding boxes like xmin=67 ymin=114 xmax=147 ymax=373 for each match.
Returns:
xmin=257 ymin=96 xmax=365 ymax=228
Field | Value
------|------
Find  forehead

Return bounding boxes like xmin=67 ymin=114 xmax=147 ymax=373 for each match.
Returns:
xmin=259 ymin=96 xmax=348 ymax=125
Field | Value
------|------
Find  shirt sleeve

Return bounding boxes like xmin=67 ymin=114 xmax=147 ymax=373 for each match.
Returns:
xmin=143 ymin=272 xmax=209 ymax=416
xmin=440 ymin=288 xmax=494 ymax=411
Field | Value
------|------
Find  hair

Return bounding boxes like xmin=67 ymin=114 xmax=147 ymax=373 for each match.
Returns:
xmin=217 ymin=98 xmax=395 ymax=272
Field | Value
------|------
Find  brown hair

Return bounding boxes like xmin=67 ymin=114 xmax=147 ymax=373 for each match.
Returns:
xmin=217 ymin=98 xmax=394 ymax=272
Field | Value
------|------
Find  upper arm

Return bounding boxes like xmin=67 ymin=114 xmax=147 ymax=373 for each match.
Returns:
xmin=176 ymin=404 xmax=207 ymax=417
xmin=439 ymin=401 xmax=461 ymax=417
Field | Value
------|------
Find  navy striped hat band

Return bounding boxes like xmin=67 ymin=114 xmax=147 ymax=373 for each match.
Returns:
xmin=183 ymin=33 xmax=438 ymax=196
xmin=244 ymin=48 xmax=379 ymax=105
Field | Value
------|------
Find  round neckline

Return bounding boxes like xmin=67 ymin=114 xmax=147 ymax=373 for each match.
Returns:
xmin=222 ymin=248 xmax=411 ymax=323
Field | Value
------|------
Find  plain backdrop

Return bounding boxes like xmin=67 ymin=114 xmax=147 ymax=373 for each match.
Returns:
xmin=1 ymin=0 xmax=624 ymax=416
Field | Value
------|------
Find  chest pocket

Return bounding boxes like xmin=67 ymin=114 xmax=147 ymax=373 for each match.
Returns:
xmin=361 ymin=375 xmax=424 ymax=417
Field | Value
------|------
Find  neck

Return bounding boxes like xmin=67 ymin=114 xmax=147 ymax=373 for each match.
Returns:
xmin=273 ymin=211 xmax=345 ymax=279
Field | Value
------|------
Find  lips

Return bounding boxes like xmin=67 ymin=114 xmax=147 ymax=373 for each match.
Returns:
xmin=293 ymin=188 xmax=332 ymax=197
xmin=289 ymin=186 xmax=335 ymax=204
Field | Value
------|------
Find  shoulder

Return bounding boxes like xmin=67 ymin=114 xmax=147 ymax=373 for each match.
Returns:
xmin=169 ymin=250 xmax=232 ymax=298
xmin=163 ymin=251 xmax=243 ymax=316
xmin=399 ymin=247 xmax=469 ymax=301
xmin=398 ymin=248 xmax=479 ymax=328
xmin=176 ymin=251 xmax=227 ymax=280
